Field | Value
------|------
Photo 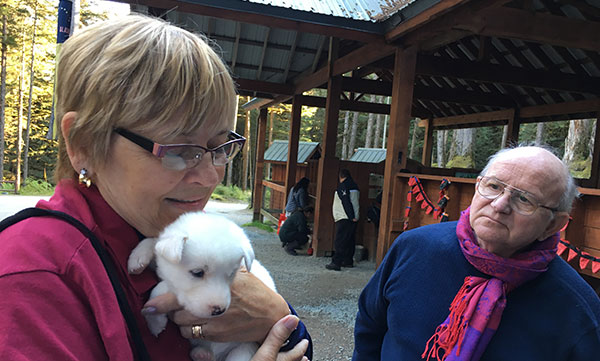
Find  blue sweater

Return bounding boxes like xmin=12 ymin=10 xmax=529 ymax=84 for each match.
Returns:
xmin=354 ymin=221 xmax=600 ymax=361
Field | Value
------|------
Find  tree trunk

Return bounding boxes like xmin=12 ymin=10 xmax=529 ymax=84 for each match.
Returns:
xmin=364 ymin=95 xmax=376 ymax=148
xmin=535 ymin=122 xmax=544 ymax=145
xmin=563 ymin=119 xmax=592 ymax=166
xmin=242 ymin=109 xmax=250 ymax=190
xmin=408 ymin=119 xmax=418 ymax=159
xmin=374 ymin=103 xmax=383 ymax=148
xmin=0 ymin=15 xmax=7 ymax=183
xmin=449 ymin=128 xmax=474 ymax=167
xmin=267 ymin=111 xmax=274 ymax=179
xmin=348 ymin=111 xmax=359 ymax=158
xmin=342 ymin=110 xmax=350 ymax=159
xmin=501 ymin=125 xmax=508 ymax=148
xmin=16 ymin=26 xmax=27 ymax=192
xmin=436 ymin=130 xmax=446 ymax=167
xmin=24 ymin=5 xmax=38 ymax=185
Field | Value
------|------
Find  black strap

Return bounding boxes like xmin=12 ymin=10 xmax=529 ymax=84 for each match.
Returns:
xmin=0 ymin=208 xmax=152 ymax=361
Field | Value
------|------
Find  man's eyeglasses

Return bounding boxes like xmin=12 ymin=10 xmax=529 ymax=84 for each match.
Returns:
xmin=476 ymin=176 xmax=559 ymax=215
xmin=114 ymin=128 xmax=246 ymax=171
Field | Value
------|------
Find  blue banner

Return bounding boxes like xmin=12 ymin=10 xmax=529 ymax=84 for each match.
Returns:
xmin=57 ymin=0 xmax=73 ymax=43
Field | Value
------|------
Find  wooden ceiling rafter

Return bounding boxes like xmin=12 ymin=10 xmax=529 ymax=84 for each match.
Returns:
xmin=282 ymin=32 xmax=299 ymax=84
xmin=230 ymin=22 xmax=242 ymax=72
xmin=255 ymin=27 xmax=271 ymax=81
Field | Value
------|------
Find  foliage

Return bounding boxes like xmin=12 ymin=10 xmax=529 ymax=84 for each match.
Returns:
xmin=241 ymin=221 xmax=275 ymax=233
xmin=8 ymin=177 xmax=54 ymax=195
xmin=210 ymin=184 xmax=251 ymax=202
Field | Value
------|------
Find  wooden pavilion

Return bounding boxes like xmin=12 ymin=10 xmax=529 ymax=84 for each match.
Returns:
xmin=120 ymin=0 xmax=600 ymax=283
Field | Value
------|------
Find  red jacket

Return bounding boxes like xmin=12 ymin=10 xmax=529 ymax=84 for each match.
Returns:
xmin=0 ymin=179 xmax=191 ymax=360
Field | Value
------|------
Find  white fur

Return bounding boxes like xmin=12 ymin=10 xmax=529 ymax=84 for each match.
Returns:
xmin=127 ymin=212 xmax=277 ymax=361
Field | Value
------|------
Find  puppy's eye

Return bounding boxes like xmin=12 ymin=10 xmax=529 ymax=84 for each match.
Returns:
xmin=190 ymin=269 xmax=205 ymax=278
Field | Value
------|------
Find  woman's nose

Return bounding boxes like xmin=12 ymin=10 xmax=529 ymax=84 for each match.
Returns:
xmin=491 ymin=190 xmax=512 ymax=213
xmin=185 ymin=154 xmax=223 ymax=186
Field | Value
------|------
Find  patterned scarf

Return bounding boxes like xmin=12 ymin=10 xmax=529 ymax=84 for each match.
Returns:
xmin=422 ymin=207 xmax=559 ymax=361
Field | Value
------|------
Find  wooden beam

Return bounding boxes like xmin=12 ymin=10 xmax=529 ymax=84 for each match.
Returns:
xmin=474 ymin=7 xmax=600 ymax=53
xmin=313 ymin=76 xmax=342 ymax=257
xmin=505 ymin=108 xmax=519 ymax=145
xmin=416 ymin=55 xmax=600 ymax=95
xmin=282 ymin=32 xmax=298 ymax=83
xmin=384 ymin=0 xmax=469 ymax=43
xmin=230 ymin=22 xmax=241 ymax=71
xmin=422 ymin=109 xmax=515 ymax=128
xmin=377 ymin=46 xmax=418 ymax=265
xmin=252 ymin=108 xmax=268 ymax=222
xmin=256 ymin=27 xmax=271 ymax=80
xmin=294 ymin=42 xmax=396 ymax=94
xmin=422 ymin=117 xmax=434 ymax=166
xmin=284 ymin=95 xmax=302 ymax=203
xmin=130 ymin=0 xmax=384 ymax=43
xmin=519 ymin=99 xmax=600 ymax=119
xmin=235 ymin=78 xmax=295 ymax=96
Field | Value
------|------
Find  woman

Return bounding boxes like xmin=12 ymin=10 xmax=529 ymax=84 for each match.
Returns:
xmin=0 ymin=15 xmax=310 ymax=361
xmin=285 ymin=178 xmax=310 ymax=216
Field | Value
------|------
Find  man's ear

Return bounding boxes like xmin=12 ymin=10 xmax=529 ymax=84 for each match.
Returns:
xmin=540 ymin=211 xmax=570 ymax=241
xmin=61 ymin=111 xmax=86 ymax=171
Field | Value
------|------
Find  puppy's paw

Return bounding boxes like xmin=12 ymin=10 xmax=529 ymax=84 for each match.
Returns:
xmin=145 ymin=313 xmax=168 ymax=337
xmin=190 ymin=346 xmax=215 ymax=361
xmin=128 ymin=238 xmax=157 ymax=274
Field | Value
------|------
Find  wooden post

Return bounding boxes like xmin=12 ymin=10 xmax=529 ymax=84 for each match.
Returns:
xmin=313 ymin=76 xmax=342 ymax=256
xmin=422 ymin=117 xmax=434 ymax=166
xmin=242 ymin=106 xmax=251 ymax=190
xmin=252 ymin=107 xmax=268 ymax=222
xmin=377 ymin=46 xmax=417 ymax=265
xmin=504 ymin=108 xmax=519 ymax=146
xmin=284 ymin=95 xmax=302 ymax=200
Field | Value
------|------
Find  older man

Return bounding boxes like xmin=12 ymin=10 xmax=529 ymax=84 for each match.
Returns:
xmin=353 ymin=146 xmax=600 ymax=361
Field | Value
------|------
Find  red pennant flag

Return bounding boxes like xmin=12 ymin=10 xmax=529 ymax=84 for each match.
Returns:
xmin=433 ymin=210 xmax=440 ymax=219
xmin=426 ymin=206 xmax=433 ymax=214
xmin=405 ymin=207 xmax=410 ymax=217
xmin=567 ymin=248 xmax=578 ymax=262
xmin=416 ymin=194 xmax=424 ymax=202
xmin=421 ymin=201 xmax=428 ymax=209
xmin=557 ymin=242 xmax=567 ymax=256
xmin=407 ymin=191 xmax=412 ymax=202
xmin=408 ymin=177 xmax=417 ymax=186
xmin=579 ymin=253 xmax=590 ymax=270
xmin=592 ymin=261 xmax=600 ymax=274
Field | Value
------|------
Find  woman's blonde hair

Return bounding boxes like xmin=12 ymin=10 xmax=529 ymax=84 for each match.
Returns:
xmin=55 ymin=14 xmax=237 ymax=181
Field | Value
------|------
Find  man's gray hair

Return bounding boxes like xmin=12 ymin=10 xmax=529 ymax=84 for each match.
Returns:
xmin=480 ymin=145 xmax=580 ymax=213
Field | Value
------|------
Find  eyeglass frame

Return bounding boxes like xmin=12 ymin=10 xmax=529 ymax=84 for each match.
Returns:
xmin=475 ymin=176 xmax=559 ymax=215
xmin=114 ymin=127 xmax=246 ymax=169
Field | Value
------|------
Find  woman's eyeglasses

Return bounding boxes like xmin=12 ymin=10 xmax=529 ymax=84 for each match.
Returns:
xmin=476 ymin=176 xmax=558 ymax=215
xmin=114 ymin=128 xmax=246 ymax=171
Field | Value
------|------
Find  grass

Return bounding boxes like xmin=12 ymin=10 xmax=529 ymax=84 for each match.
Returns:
xmin=1 ymin=178 xmax=55 ymax=196
xmin=210 ymin=184 xmax=251 ymax=202
xmin=241 ymin=221 xmax=276 ymax=233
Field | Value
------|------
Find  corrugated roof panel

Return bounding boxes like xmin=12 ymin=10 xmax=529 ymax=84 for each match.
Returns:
xmin=245 ymin=0 xmax=417 ymax=22
xmin=263 ymin=140 xmax=320 ymax=163
xmin=349 ymin=148 xmax=386 ymax=163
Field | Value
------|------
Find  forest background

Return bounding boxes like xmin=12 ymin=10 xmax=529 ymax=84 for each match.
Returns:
xmin=1 ymin=0 xmax=597 ymax=195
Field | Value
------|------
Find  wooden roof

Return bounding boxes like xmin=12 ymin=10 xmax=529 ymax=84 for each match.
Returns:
xmin=121 ymin=0 xmax=600 ymax=126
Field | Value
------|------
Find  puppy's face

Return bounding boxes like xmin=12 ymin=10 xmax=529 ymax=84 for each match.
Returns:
xmin=153 ymin=212 xmax=255 ymax=318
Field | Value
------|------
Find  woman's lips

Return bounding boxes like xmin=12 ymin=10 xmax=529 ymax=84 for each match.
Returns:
xmin=166 ymin=197 xmax=206 ymax=211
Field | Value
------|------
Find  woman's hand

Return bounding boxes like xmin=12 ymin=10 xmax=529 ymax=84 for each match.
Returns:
xmin=251 ymin=315 xmax=309 ymax=361
xmin=143 ymin=268 xmax=291 ymax=343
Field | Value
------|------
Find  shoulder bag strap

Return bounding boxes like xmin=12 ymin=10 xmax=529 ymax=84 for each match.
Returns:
xmin=0 ymin=208 xmax=152 ymax=361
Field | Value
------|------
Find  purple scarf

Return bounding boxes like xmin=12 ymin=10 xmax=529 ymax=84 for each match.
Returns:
xmin=422 ymin=207 xmax=559 ymax=361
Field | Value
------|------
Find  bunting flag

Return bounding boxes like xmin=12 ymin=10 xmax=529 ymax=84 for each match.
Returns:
xmin=47 ymin=0 xmax=78 ymax=139
xmin=558 ymin=239 xmax=600 ymax=274
xmin=403 ymin=176 xmax=451 ymax=230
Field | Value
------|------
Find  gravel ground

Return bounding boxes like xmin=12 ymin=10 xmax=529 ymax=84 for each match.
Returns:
xmin=205 ymin=203 xmax=377 ymax=361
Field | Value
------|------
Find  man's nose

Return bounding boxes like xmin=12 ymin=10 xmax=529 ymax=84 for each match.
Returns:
xmin=491 ymin=190 xmax=512 ymax=213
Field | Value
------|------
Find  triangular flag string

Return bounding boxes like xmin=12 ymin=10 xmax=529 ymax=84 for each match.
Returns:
xmin=403 ymin=176 xmax=451 ymax=230
xmin=558 ymin=239 xmax=600 ymax=274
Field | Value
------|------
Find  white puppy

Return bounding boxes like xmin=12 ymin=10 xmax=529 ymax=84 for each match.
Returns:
xmin=128 ymin=211 xmax=276 ymax=361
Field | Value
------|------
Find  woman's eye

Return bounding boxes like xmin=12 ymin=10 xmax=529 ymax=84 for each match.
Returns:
xmin=190 ymin=269 xmax=205 ymax=278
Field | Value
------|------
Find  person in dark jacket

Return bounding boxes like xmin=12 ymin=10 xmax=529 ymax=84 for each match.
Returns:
xmin=285 ymin=177 xmax=310 ymax=216
xmin=279 ymin=206 xmax=314 ymax=256
xmin=326 ymin=169 xmax=360 ymax=271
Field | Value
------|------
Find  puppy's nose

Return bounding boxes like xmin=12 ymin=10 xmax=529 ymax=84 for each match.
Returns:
xmin=211 ymin=306 xmax=225 ymax=316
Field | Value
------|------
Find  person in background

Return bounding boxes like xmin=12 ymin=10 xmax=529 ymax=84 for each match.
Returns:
xmin=353 ymin=146 xmax=600 ymax=361
xmin=279 ymin=206 xmax=314 ymax=256
xmin=326 ymin=169 xmax=360 ymax=271
xmin=285 ymin=177 xmax=310 ymax=217
xmin=0 ymin=15 xmax=310 ymax=361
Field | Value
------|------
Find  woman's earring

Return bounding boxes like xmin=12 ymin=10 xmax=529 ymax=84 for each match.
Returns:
xmin=79 ymin=168 xmax=92 ymax=188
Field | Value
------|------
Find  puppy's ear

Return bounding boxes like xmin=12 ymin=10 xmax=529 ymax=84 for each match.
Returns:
xmin=241 ymin=237 xmax=255 ymax=272
xmin=155 ymin=235 xmax=187 ymax=263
